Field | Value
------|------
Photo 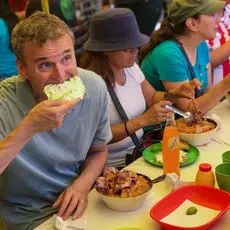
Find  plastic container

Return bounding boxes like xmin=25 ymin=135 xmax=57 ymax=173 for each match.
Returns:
xmin=195 ymin=163 xmax=215 ymax=187
xmin=163 ymin=112 xmax=180 ymax=176
xmin=150 ymin=185 xmax=230 ymax=230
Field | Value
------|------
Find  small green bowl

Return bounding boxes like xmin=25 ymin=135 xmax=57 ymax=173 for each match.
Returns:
xmin=215 ymin=163 xmax=230 ymax=192
xmin=222 ymin=151 xmax=230 ymax=163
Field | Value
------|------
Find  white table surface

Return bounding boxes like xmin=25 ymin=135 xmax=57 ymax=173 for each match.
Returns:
xmin=35 ymin=100 xmax=230 ymax=230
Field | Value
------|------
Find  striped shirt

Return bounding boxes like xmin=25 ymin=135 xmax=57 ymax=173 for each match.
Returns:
xmin=207 ymin=5 xmax=230 ymax=85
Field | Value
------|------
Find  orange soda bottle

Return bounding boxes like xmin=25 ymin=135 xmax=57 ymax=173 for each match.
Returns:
xmin=162 ymin=112 xmax=180 ymax=177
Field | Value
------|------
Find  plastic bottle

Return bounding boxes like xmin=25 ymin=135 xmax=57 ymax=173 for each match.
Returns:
xmin=195 ymin=163 xmax=215 ymax=187
xmin=162 ymin=112 xmax=180 ymax=177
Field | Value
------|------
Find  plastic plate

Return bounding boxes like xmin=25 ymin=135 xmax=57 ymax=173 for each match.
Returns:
xmin=143 ymin=143 xmax=199 ymax=168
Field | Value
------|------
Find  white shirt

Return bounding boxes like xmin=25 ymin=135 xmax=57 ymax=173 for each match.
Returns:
xmin=107 ymin=63 xmax=146 ymax=167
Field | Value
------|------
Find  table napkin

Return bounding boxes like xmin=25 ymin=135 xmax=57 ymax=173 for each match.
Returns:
xmin=52 ymin=214 xmax=87 ymax=230
xmin=165 ymin=173 xmax=194 ymax=192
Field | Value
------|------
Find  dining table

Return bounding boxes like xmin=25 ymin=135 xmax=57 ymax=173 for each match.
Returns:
xmin=35 ymin=100 xmax=230 ymax=230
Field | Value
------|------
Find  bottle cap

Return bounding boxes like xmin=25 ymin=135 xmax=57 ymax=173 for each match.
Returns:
xmin=199 ymin=163 xmax=212 ymax=172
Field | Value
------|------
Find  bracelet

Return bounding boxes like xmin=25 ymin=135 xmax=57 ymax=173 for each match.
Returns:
xmin=164 ymin=90 xmax=169 ymax=100
xmin=124 ymin=121 xmax=131 ymax=137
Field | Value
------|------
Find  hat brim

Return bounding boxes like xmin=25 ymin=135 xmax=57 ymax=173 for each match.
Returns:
xmin=83 ymin=34 xmax=149 ymax=52
xmin=200 ymin=1 xmax=225 ymax=15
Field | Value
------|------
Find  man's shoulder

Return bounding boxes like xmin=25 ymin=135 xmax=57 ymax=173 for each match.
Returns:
xmin=0 ymin=76 xmax=23 ymax=97
xmin=78 ymin=68 xmax=107 ymax=91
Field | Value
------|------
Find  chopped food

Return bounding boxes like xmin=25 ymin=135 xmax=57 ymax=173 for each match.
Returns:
xmin=186 ymin=207 xmax=198 ymax=215
xmin=176 ymin=118 xmax=216 ymax=134
xmin=151 ymin=145 xmax=162 ymax=152
xmin=155 ymin=150 xmax=188 ymax=165
xmin=95 ymin=168 xmax=151 ymax=198
xmin=44 ymin=76 xmax=86 ymax=100
xmin=180 ymin=140 xmax=190 ymax=151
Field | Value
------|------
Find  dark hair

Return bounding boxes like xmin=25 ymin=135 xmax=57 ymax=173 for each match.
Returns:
xmin=139 ymin=13 xmax=200 ymax=63
xmin=80 ymin=51 xmax=115 ymax=88
xmin=0 ymin=1 xmax=19 ymax=47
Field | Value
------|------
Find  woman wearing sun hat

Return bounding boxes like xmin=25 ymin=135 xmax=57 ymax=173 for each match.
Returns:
xmin=140 ymin=0 xmax=230 ymax=115
xmin=81 ymin=8 xmax=200 ymax=168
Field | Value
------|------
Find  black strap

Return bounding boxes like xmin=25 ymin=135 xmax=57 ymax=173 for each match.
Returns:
xmin=108 ymin=86 xmax=141 ymax=148
xmin=174 ymin=40 xmax=201 ymax=98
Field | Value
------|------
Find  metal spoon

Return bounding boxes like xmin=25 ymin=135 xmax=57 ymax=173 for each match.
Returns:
xmin=137 ymin=174 xmax=166 ymax=185
xmin=165 ymin=105 xmax=194 ymax=122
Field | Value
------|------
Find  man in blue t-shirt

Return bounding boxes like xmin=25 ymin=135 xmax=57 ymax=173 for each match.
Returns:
xmin=0 ymin=11 xmax=112 ymax=230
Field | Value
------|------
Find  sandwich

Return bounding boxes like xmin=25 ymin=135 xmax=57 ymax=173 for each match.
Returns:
xmin=44 ymin=76 xmax=86 ymax=100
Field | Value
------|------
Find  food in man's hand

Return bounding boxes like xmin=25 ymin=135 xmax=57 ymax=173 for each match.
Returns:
xmin=186 ymin=207 xmax=198 ymax=215
xmin=155 ymin=150 xmax=188 ymax=165
xmin=95 ymin=168 xmax=151 ymax=198
xmin=44 ymin=76 xmax=86 ymax=100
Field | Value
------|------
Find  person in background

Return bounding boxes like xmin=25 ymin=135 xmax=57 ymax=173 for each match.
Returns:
xmin=113 ymin=0 xmax=163 ymax=35
xmin=140 ymin=0 xmax=230 ymax=115
xmin=207 ymin=0 xmax=230 ymax=85
xmin=81 ymin=8 xmax=200 ymax=168
xmin=0 ymin=12 xmax=111 ymax=229
xmin=26 ymin=0 xmax=101 ymax=63
xmin=0 ymin=1 xmax=19 ymax=81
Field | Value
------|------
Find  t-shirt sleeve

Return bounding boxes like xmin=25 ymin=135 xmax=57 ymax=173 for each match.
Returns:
xmin=127 ymin=63 xmax=145 ymax=83
xmin=0 ymin=103 xmax=8 ymax=141
xmin=91 ymin=82 xmax=112 ymax=147
xmin=155 ymin=47 xmax=189 ymax=82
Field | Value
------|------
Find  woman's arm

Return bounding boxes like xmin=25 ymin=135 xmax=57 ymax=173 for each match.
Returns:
xmin=210 ymin=40 xmax=230 ymax=69
xmin=109 ymin=100 xmax=172 ymax=144
xmin=162 ymin=73 xmax=230 ymax=114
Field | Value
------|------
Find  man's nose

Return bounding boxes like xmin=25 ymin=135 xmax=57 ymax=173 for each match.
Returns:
xmin=52 ymin=63 xmax=66 ymax=83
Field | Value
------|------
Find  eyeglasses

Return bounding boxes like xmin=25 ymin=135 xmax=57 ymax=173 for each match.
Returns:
xmin=124 ymin=48 xmax=139 ymax=54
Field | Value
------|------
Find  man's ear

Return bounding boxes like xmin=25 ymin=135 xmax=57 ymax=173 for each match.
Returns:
xmin=16 ymin=58 xmax=27 ymax=79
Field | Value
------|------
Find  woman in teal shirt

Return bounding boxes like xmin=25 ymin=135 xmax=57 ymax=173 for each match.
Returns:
xmin=141 ymin=0 xmax=230 ymax=114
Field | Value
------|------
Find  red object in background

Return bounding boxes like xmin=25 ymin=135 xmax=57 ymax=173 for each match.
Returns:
xmin=8 ymin=0 xmax=26 ymax=11
xmin=150 ymin=185 xmax=230 ymax=230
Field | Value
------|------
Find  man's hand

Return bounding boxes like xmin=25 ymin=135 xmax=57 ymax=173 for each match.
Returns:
xmin=52 ymin=184 xmax=88 ymax=221
xmin=168 ymin=79 xmax=202 ymax=102
xmin=20 ymin=99 xmax=80 ymax=136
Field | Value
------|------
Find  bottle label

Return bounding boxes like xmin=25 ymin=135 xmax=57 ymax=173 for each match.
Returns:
xmin=168 ymin=136 xmax=179 ymax=151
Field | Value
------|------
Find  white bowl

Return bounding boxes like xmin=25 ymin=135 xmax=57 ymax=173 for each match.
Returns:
xmin=96 ymin=174 xmax=152 ymax=212
xmin=178 ymin=118 xmax=217 ymax=147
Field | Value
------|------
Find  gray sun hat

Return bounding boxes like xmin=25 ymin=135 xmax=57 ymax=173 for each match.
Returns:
xmin=84 ymin=8 xmax=149 ymax=52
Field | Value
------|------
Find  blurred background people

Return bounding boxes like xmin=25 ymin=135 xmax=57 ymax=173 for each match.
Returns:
xmin=26 ymin=0 xmax=101 ymax=63
xmin=0 ymin=0 xmax=19 ymax=81
xmin=207 ymin=0 xmax=230 ymax=85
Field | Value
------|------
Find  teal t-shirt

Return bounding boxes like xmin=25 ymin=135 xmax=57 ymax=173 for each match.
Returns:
xmin=141 ymin=40 xmax=210 ymax=93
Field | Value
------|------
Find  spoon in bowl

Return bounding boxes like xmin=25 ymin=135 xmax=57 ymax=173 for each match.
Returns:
xmin=165 ymin=105 xmax=194 ymax=122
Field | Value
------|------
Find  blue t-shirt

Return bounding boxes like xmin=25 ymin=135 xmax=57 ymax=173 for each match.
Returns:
xmin=141 ymin=40 xmax=210 ymax=93
xmin=0 ymin=69 xmax=112 ymax=230
xmin=0 ymin=18 xmax=18 ymax=77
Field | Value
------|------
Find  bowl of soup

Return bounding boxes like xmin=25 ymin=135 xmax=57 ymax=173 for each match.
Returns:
xmin=176 ymin=118 xmax=217 ymax=146
xmin=95 ymin=168 xmax=152 ymax=211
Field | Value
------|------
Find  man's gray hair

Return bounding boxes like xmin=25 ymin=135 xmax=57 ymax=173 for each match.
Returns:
xmin=12 ymin=11 xmax=74 ymax=64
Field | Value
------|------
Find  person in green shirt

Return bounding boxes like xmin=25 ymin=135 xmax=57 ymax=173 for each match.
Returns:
xmin=140 ymin=0 xmax=230 ymax=115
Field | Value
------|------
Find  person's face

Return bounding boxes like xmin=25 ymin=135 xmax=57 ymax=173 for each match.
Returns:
xmin=105 ymin=48 xmax=139 ymax=69
xmin=194 ymin=13 xmax=221 ymax=39
xmin=17 ymin=34 xmax=77 ymax=101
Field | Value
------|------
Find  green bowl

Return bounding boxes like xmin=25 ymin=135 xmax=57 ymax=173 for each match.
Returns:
xmin=215 ymin=163 xmax=230 ymax=192
xmin=222 ymin=151 xmax=230 ymax=163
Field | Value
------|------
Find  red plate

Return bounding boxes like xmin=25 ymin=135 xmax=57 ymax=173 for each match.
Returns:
xmin=150 ymin=185 xmax=230 ymax=230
